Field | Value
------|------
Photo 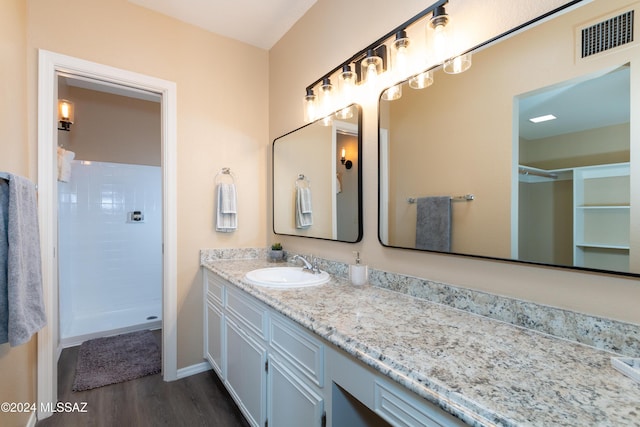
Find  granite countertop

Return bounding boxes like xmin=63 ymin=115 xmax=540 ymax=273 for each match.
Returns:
xmin=202 ymin=258 xmax=640 ymax=427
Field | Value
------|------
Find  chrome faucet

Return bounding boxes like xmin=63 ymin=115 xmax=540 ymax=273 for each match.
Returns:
xmin=291 ymin=254 xmax=320 ymax=274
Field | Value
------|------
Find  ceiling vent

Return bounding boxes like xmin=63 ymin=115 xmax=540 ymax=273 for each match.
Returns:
xmin=581 ymin=10 xmax=634 ymax=58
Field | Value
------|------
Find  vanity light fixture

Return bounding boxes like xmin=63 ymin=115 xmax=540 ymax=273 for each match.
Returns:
xmin=381 ymin=84 xmax=402 ymax=101
xmin=341 ymin=147 xmax=353 ymax=169
xmin=392 ymin=30 xmax=411 ymax=78
xmin=335 ymin=105 xmax=354 ymax=120
xmin=409 ymin=70 xmax=434 ymax=89
xmin=58 ymin=99 xmax=74 ymax=131
xmin=339 ymin=64 xmax=357 ymax=101
xmin=444 ymin=52 xmax=472 ymax=74
xmin=430 ymin=5 xmax=450 ymax=62
xmin=361 ymin=47 xmax=386 ymax=86
xmin=303 ymin=88 xmax=317 ymax=123
xmin=529 ymin=114 xmax=557 ymax=123
xmin=302 ymin=0 xmax=455 ymax=121
xmin=320 ymin=77 xmax=334 ymax=111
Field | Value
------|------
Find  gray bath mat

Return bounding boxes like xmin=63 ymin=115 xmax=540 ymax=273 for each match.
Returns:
xmin=72 ymin=330 xmax=161 ymax=392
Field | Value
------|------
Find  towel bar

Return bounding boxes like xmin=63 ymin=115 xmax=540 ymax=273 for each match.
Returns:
xmin=407 ymin=194 xmax=474 ymax=204
xmin=215 ymin=167 xmax=236 ymax=184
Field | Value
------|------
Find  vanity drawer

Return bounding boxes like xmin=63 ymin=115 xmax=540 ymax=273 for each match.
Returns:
xmin=226 ymin=287 xmax=267 ymax=339
xmin=374 ymin=380 xmax=465 ymax=427
xmin=205 ymin=270 xmax=225 ymax=307
xmin=270 ymin=314 xmax=324 ymax=387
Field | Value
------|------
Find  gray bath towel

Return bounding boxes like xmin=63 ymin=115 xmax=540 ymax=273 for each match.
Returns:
xmin=0 ymin=174 xmax=47 ymax=346
xmin=415 ymin=196 xmax=451 ymax=252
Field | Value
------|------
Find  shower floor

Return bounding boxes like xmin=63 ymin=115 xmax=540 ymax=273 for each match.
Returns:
xmin=60 ymin=303 xmax=162 ymax=348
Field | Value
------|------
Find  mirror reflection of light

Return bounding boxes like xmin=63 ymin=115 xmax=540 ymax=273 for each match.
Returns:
xmin=529 ymin=114 xmax=557 ymax=123
xmin=382 ymin=84 xmax=402 ymax=101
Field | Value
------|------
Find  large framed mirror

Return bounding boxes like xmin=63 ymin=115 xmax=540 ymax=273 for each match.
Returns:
xmin=379 ymin=0 xmax=640 ymax=275
xmin=274 ymin=104 xmax=362 ymax=242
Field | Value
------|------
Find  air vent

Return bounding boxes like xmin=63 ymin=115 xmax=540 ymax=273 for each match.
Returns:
xmin=581 ymin=10 xmax=634 ymax=58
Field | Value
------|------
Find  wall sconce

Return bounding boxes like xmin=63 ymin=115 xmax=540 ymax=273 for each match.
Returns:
xmin=341 ymin=148 xmax=352 ymax=169
xmin=58 ymin=99 xmax=74 ymax=131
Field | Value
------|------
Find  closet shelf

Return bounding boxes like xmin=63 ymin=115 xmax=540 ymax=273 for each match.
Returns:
xmin=575 ymin=243 xmax=630 ymax=250
xmin=576 ymin=205 xmax=629 ymax=210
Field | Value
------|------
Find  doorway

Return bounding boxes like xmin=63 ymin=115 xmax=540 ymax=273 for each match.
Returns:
xmin=37 ymin=50 xmax=178 ymax=419
xmin=57 ymin=76 xmax=163 ymax=346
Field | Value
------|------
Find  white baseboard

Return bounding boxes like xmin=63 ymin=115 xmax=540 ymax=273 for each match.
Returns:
xmin=58 ymin=321 xmax=162 ymax=350
xmin=176 ymin=361 xmax=211 ymax=379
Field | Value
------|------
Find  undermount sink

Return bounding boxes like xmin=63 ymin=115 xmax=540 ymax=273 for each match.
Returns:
xmin=244 ymin=267 xmax=330 ymax=288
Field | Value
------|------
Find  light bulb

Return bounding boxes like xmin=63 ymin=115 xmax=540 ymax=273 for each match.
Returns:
xmin=303 ymin=89 xmax=317 ymax=123
xmin=339 ymin=65 xmax=357 ymax=104
xmin=365 ymin=61 xmax=379 ymax=86
xmin=392 ymin=30 xmax=411 ymax=78
xmin=430 ymin=6 xmax=450 ymax=62
xmin=320 ymin=77 xmax=333 ymax=116
xmin=409 ymin=70 xmax=434 ymax=89
xmin=335 ymin=105 xmax=354 ymax=120
xmin=444 ymin=53 xmax=472 ymax=74
xmin=361 ymin=49 xmax=383 ymax=87
xmin=381 ymin=84 xmax=402 ymax=101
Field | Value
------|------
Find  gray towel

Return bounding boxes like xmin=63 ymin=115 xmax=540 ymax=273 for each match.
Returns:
xmin=415 ymin=196 xmax=451 ymax=252
xmin=0 ymin=174 xmax=47 ymax=346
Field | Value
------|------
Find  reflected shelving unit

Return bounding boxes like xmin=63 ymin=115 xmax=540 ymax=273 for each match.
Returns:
xmin=573 ymin=163 xmax=630 ymax=272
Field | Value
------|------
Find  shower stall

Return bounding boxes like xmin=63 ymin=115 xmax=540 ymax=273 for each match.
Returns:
xmin=58 ymin=160 xmax=162 ymax=346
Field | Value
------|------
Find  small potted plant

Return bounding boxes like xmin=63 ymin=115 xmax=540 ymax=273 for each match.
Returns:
xmin=268 ymin=243 xmax=285 ymax=262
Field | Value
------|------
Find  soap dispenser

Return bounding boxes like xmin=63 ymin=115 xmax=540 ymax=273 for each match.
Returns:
xmin=349 ymin=251 xmax=368 ymax=286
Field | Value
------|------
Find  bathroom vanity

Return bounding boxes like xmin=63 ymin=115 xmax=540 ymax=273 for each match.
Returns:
xmin=201 ymin=253 xmax=640 ymax=427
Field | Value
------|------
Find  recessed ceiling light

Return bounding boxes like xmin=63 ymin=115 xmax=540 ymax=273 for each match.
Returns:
xmin=529 ymin=114 xmax=557 ymax=123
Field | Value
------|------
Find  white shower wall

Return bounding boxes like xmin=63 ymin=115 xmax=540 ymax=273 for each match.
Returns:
xmin=58 ymin=160 xmax=162 ymax=342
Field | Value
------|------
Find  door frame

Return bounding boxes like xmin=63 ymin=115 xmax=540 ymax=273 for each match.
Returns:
xmin=37 ymin=49 xmax=178 ymax=418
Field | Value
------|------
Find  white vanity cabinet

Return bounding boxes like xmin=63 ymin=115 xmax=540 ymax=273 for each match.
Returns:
xmin=204 ymin=270 xmax=225 ymax=377
xmin=203 ymin=270 xmax=325 ymax=427
xmin=203 ymin=268 xmax=464 ymax=427
xmin=225 ymin=286 xmax=269 ymax=427
xmin=268 ymin=313 xmax=325 ymax=427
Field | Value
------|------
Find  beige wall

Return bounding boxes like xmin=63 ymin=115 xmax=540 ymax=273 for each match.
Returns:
xmin=26 ymin=0 xmax=269 ymax=374
xmin=270 ymin=0 xmax=640 ymax=325
xmin=0 ymin=1 xmax=38 ymax=426
xmin=273 ymin=124 xmax=333 ymax=237
xmin=522 ymin=123 xmax=630 ymax=169
xmin=58 ymin=85 xmax=161 ymax=166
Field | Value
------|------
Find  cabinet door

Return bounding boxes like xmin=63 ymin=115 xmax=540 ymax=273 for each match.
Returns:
xmin=226 ymin=317 xmax=267 ymax=427
xmin=205 ymin=300 xmax=224 ymax=377
xmin=268 ymin=354 xmax=324 ymax=427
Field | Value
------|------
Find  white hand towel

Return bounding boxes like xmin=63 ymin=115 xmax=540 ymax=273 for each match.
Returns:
xmin=57 ymin=147 xmax=75 ymax=182
xmin=216 ymin=183 xmax=237 ymax=232
xmin=295 ymin=187 xmax=313 ymax=229
xmin=300 ymin=187 xmax=312 ymax=214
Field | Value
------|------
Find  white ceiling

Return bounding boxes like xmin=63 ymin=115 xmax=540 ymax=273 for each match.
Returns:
xmin=518 ymin=66 xmax=629 ymax=141
xmin=128 ymin=0 xmax=317 ymax=50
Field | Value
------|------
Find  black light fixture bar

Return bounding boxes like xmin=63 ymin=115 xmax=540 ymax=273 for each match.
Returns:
xmin=305 ymin=0 xmax=449 ymax=92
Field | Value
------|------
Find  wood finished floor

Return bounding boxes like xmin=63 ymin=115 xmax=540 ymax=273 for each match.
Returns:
xmin=36 ymin=330 xmax=249 ymax=427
